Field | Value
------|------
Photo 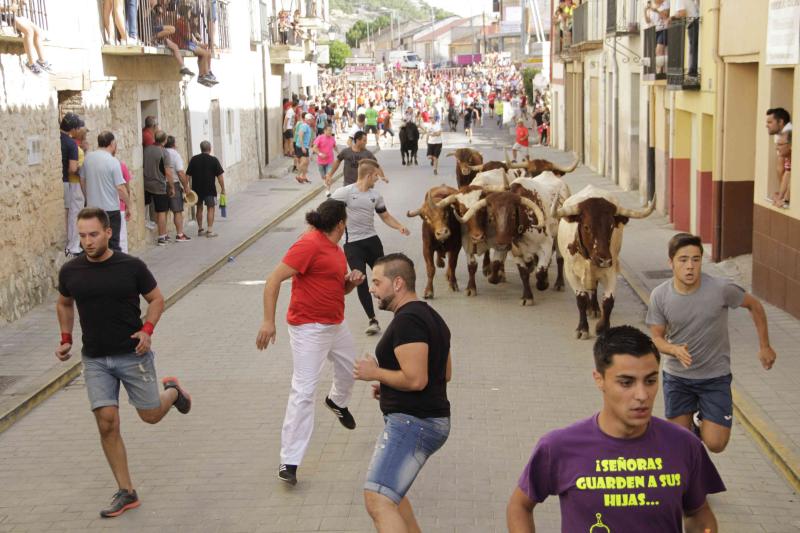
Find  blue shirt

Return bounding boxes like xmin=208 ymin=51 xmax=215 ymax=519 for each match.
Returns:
xmin=295 ymin=123 xmax=312 ymax=149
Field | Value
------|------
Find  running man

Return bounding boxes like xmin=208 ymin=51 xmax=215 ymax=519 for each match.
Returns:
xmin=256 ymin=199 xmax=365 ymax=486
xmin=507 ymin=325 xmax=724 ymax=532
xmin=646 ymin=233 xmax=776 ymax=453
xmin=55 ymin=207 xmax=191 ymax=518
xmin=331 ymin=159 xmax=410 ymax=336
xmin=463 ymin=103 xmax=477 ymax=144
xmin=426 ymin=116 xmax=443 ymax=175
xmin=354 ymin=253 xmax=452 ymax=533
xmin=326 ymin=131 xmax=376 ymax=187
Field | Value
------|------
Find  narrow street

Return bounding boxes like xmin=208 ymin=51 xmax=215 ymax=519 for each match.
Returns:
xmin=0 ymin=121 xmax=798 ymax=532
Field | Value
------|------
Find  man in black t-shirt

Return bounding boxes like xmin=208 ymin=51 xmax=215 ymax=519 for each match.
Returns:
xmin=186 ymin=140 xmax=226 ymax=238
xmin=56 ymin=208 xmax=192 ymax=519
xmin=354 ymin=253 xmax=452 ymax=532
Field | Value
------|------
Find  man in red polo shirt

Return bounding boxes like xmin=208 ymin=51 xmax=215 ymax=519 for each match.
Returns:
xmin=256 ymin=199 xmax=365 ymax=486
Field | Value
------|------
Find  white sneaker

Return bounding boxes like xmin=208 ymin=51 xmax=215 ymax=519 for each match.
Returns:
xmin=365 ymin=319 xmax=381 ymax=336
xmin=145 ymin=221 xmax=156 ymax=230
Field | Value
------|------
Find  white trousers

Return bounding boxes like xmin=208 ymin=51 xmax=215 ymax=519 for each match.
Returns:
xmin=281 ymin=322 xmax=356 ymax=465
xmin=65 ymin=183 xmax=85 ymax=255
xmin=119 ymin=211 xmax=128 ymax=253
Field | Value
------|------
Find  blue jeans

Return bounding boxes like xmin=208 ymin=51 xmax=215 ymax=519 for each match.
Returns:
xmin=364 ymin=413 xmax=450 ymax=504
xmin=125 ymin=0 xmax=138 ymax=38
xmin=318 ymin=163 xmax=332 ymax=179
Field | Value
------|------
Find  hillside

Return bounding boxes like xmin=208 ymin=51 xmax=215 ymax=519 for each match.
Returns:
xmin=330 ymin=0 xmax=452 ymax=34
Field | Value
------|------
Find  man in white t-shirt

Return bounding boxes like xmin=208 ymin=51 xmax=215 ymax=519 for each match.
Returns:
xmin=165 ymin=136 xmax=191 ymax=242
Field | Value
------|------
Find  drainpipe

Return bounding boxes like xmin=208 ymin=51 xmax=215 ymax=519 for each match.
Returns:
xmin=613 ymin=32 xmax=620 ymax=184
xmin=711 ymin=0 xmax=724 ymax=261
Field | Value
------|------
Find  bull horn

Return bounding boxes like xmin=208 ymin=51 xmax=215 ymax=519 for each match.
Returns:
xmin=502 ymin=171 xmax=510 ymax=189
xmin=617 ymin=195 xmax=657 ymax=219
xmin=509 ymin=161 xmax=529 ymax=169
xmin=555 ymin=204 xmax=580 ymax=218
xmin=407 ymin=207 xmax=422 ymax=218
xmin=468 ymin=164 xmax=485 ymax=171
xmin=458 ymin=198 xmax=487 ymax=223
xmin=435 ymin=194 xmax=459 ymax=208
xmin=445 ymin=151 xmax=456 ymax=158
xmin=552 ymin=155 xmax=579 ymax=174
xmin=520 ymin=197 xmax=546 ymax=228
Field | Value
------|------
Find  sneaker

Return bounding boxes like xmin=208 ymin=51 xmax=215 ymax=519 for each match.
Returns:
xmin=197 ymin=75 xmax=213 ymax=87
xmin=206 ymin=230 xmax=218 ymax=238
xmin=691 ymin=411 xmax=702 ymax=437
xmin=99 ymin=489 xmax=140 ymax=518
xmin=145 ymin=221 xmax=156 ymax=230
xmin=198 ymin=228 xmax=205 ymax=236
xmin=179 ymin=67 xmax=195 ymax=77
xmin=205 ymin=72 xmax=219 ymax=85
xmin=278 ymin=464 xmax=297 ymax=486
xmin=157 ymin=237 xmax=168 ymax=246
xmin=25 ymin=62 xmax=42 ymax=74
xmin=365 ymin=319 xmax=381 ymax=336
xmin=175 ymin=233 xmax=191 ymax=242
xmin=433 ymin=169 xmax=438 ymax=175
xmin=36 ymin=60 xmax=53 ymax=73
xmin=325 ymin=396 xmax=356 ymax=430
xmin=162 ymin=376 xmax=192 ymax=414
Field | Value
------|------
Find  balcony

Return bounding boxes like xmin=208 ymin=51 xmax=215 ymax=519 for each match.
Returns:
xmin=0 ymin=0 xmax=48 ymax=40
xmin=265 ymin=9 xmax=325 ymax=64
xmin=101 ymin=0 xmax=230 ymax=57
xmin=607 ymin=0 xmax=640 ymax=36
xmin=641 ymin=25 xmax=665 ymax=82
xmin=666 ymin=17 xmax=700 ymax=91
xmin=571 ymin=0 xmax=603 ymax=51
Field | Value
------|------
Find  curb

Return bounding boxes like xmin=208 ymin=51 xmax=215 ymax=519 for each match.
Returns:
xmin=0 ymin=176 xmax=337 ymax=436
xmin=618 ymin=260 xmax=800 ymax=493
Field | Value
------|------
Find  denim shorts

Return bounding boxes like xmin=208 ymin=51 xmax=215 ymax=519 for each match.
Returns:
xmin=82 ymin=351 xmax=161 ymax=411
xmin=364 ymin=413 xmax=450 ymax=504
xmin=662 ymin=371 xmax=733 ymax=428
xmin=318 ymin=163 xmax=332 ymax=178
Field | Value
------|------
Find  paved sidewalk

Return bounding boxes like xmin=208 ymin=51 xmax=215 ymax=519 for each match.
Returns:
xmin=0 ymin=156 xmax=332 ymax=430
xmin=535 ymin=147 xmax=800 ymax=489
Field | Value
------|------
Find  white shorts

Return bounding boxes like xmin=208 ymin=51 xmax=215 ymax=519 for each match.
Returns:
xmin=512 ymin=143 xmax=530 ymax=152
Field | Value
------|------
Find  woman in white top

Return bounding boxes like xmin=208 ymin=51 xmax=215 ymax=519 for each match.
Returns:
xmin=426 ymin=117 xmax=444 ymax=176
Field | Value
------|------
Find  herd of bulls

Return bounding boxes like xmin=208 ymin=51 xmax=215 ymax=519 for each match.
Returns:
xmin=406 ymin=148 xmax=656 ymax=339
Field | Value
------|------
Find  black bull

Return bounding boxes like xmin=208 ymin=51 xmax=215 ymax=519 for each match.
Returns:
xmin=399 ymin=123 xmax=419 ymax=166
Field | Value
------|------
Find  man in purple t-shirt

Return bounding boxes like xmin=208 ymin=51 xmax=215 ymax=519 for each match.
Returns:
xmin=507 ymin=325 xmax=725 ymax=533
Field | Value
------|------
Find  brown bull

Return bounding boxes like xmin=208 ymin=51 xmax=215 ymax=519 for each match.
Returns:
xmin=505 ymin=149 xmax=579 ymax=177
xmin=407 ymin=185 xmax=462 ymax=299
xmin=446 ymin=148 xmax=483 ymax=188
xmin=460 ymin=191 xmax=546 ymax=304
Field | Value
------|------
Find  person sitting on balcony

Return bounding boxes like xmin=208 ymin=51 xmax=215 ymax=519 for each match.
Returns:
xmin=292 ymin=9 xmax=302 ymax=45
xmin=278 ymin=10 xmax=290 ymax=45
xmin=149 ymin=0 xmax=194 ymax=77
xmin=670 ymin=0 xmax=698 ymax=79
xmin=1 ymin=0 xmax=53 ymax=74
xmin=175 ymin=4 xmax=218 ymax=87
xmin=654 ymin=0 xmax=670 ymax=75
xmin=772 ymin=130 xmax=792 ymax=209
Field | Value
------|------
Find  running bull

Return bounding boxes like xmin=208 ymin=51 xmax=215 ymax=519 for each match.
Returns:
xmin=399 ymin=122 xmax=420 ymax=166
xmin=556 ymin=185 xmax=655 ymax=339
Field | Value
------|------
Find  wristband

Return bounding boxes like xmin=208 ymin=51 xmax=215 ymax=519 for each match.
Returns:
xmin=61 ymin=333 xmax=73 ymax=345
xmin=141 ymin=321 xmax=155 ymax=336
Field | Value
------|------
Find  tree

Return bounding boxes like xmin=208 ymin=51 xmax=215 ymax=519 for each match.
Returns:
xmin=329 ymin=40 xmax=352 ymax=70
xmin=346 ymin=15 xmax=391 ymax=48
xmin=522 ymin=68 xmax=540 ymax=104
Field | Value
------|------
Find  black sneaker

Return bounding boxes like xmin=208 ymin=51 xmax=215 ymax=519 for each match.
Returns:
xmin=325 ymin=396 xmax=356 ymax=430
xmin=162 ymin=376 xmax=192 ymax=414
xmin=179 ymin=67 xmax=195 ymax=77
xmin=99 ymin=489 xmax=140 ymax=518
xmin=278 ymin=464 xmax=297 ymax=485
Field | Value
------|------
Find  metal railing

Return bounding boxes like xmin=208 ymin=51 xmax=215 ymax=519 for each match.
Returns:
xmin=0 ymin=0 xmax=48 ymax=32
xmin=102 ymin=0 xmax=229 ymax=50
xmin=666 ymin=17 xmax=700 ymax=90
xmin=642 ymin=25 xmax=657 ymax=79
xmin=572 ymin=0 xmax=603 ymax=46
xmin=265 ymin=14 xmax=303 ymax=46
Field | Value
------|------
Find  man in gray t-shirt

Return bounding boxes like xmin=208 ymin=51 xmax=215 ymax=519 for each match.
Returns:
xmin=646 ymin=233 xmax=776 ymax=453
xmin=325 ymin=131 xmax=375 ymax=187
xmin=143 ymin=131 xmax=175 ymax=245
xmin=79 ymin=131 xmax=131 ymax=252
xmin=330 ymin=158 xmax=409 ymax=336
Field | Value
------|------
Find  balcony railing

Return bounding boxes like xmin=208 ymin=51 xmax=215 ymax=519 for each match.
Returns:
xmin=0 ymin=0 xmax=48 ymax=35
xmin=572 ymin=0 xmax=603 ymax=48
xmin=666 ymin=17 xmax=700 ymax=90
xmin=607 ymin=0 xmax=640 ymax=35
xmin=642 ymin=25 xmax=658 ymax=80
xmin=104 ymin=0 xmax=229 ymax=51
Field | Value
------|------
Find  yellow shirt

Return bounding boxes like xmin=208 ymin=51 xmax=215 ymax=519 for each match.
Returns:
xmin=68 ymin=146 xmax=84 ymax=183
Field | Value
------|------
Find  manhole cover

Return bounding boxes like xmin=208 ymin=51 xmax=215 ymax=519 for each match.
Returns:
xmin=0 ymin=376 xmax=21 ymax=393
xmin=643 ymin=269 xmax=673 ymax=280
xmin=272 ymin=227 xmax=297 ymax=232
xmin=271 ymin=187 xmax=300 ymax=192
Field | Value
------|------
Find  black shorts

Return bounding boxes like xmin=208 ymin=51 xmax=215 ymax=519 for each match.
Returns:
xmin=365 ymin=124 xmax=378 ymax=134
xmin=294 ymin=145 xmax=308 ymax=158
xmin=283 ymin=129 xmax=293 ymax=140
xmin=656 ymin=29 xmax=667 ymax=45
xmin=317 ymin=128 xmax=324 ymax=136
xmin=150 ymin=192 xmax=170 ymax=213
xmin=427 ymin=143 xmax=442 ymax=158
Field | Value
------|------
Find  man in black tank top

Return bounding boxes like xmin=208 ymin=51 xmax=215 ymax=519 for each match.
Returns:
xmin=354 ymin=253 xmax=452 ymax=532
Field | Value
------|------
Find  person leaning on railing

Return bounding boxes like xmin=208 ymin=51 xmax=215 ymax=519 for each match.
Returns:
xmin=0 ymin=0 xmax=52 ymax=74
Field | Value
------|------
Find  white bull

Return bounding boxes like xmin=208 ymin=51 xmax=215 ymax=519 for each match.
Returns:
xmin=556 ymin=185 xmax=655 ymax=339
